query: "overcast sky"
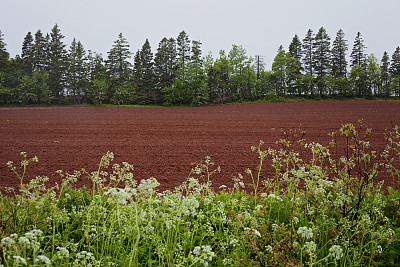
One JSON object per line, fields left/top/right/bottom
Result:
{"left": 1, "top": 0, "right": 400, "bottom": 69}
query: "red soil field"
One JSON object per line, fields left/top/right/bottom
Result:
{"left": 1, "top": 100, "right": 400, "bottom": 193}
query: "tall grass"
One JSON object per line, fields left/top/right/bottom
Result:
{"left": 1, "top": 123, "right": 399, "bottom": 266}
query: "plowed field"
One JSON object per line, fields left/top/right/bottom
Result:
{"left": 1, "top": 100, "right": 400, "bottom": 192}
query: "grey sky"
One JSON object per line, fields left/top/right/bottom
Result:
{"left": 1, "top": 0, "right": 400, "bottom": 69}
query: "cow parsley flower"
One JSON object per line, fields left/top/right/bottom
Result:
{"left": 35, "top": 255, "right": 51, "bottom": 266}
{"left": 297, "top": 226, "right": 313, "bottom": 239}
{"left": 329, "top": 245, "right": 343, "bottom": 260}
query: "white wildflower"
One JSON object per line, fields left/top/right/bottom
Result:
{"left": 191, "top": 245, "right": 215, "bottom": 266}
{"left": 18, "top": 236, "right": 30, "bottom": 248}
{"left": 1, "top": 236, "right": 16, "bottom": 247}
{"left": 35, "top": 255, "right": 51, "bottom": 266}
{"left": 12, "top": 256, "right": 27, "bottom": 265}
{"left": 297, "top": 226, "right": 313, "bottom": 239}
{"left": 304, "top": 241, "right": 317, "bottom": 254}
{"left": 56, "top": 246, "right": 70, "bottom": 259}
{"left": 329, "top": 245, "right": 343, "bottom": 260}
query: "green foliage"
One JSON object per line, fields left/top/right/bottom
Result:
{"left": 1, "top": 124, "right": 399, "bottom": 266}
{"left": 2, "top": 26, "right": 400, "bottom": 105}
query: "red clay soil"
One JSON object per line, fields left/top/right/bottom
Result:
{"left": 1, "top": 100, "right": 400, "bottom": 193}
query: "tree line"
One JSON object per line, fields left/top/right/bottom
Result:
{"left": 0, "top": 25, "right": 399, "bottom": 106}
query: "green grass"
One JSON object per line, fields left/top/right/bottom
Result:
{"left": 1, "top": 123, "right": 400, "bottom": 266}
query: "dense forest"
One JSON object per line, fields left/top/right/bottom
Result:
{"left": 0, "top": 24, "right": 399, "bottom": 106}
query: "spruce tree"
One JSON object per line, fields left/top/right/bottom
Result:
{"left": 106, "top": 33, "right": 132, "bottom": 87}
{"left": 380, "top": 51, "right": 390, "bottom": 96}
{"left": 66, "top": 38, "right": 87, "bottom": 103}
{"left": 133, "top": 39, "right": 155, "bottom": 102}
{"left": 350, "top": 32, "right": 367, "bottom": 68}
{"left": 302, "top": 29, "right": 315, "bottom": 76}
{"left": 350, "top": 32, "right": 368, "bottom": 97}
{"left": 33, "top": 30, "right": 49, "bottom": 71}
{"left": 313, "top": 27, "right": 331, "bottom": 77}
{"left": 331, "top": 29, "right": 348, "bottom": 78}
{"left": 154, "top": 37, "right": 177, "bottom": 90}
{"left": 106, "top": 33, "right": 133, "bottom": 103}
{"left": 390, "top": 47, "right": 400, "bottom": 96}
{"left": 21, "top": 32, "right": 35, "bottom": 75}
{"left": 313, "top": 27, "right": 331, "bottom": 96}
{"left": 0, "top": 29, "right": 10, "bottom": 72}
{"left": 288, "top": 34, "right": 303, "bottom": 95}
{"left": 48, "top": 24, "right": 67, "bottom": 98}
{"left": 176, "top": 30, "right": 191, "bottom": 81}
{"left": 389, "top": 47, "right": 400, "bottom": 77}
{"left": 302, "top": 29, "right": 315, "bottom": 95}
{"left": 289, "top": 34, "right": 302, "bottom": 62}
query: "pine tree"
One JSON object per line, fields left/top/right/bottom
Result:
{"left": 313, "top": 27, "right": 331, "bottom": 77}
{"left": 106, "top": 33, "right": 133, "bottom": 103}
{"left": 21, "top": 32, "right": 35, "bottom": 75}
{"left": 302, "top": 29, "right": 315, "bottom": 76}
{"left": 380, "top": 51, "right": 390, "bottom": 96}
{"left": 313, "top": 27, "right": 331, "bottom": 96}
{"left": 350, "top": 32, "right": 368, "bottom": 97}
{"left": 390, "top": 47, "right": 400, "bottom": 96}
{"left": 350, "top": 32, "right": 367, "bottom": 68}
{"left": 33, "top": 30, "right": 49, "bottom": 71}
{"left": 176, "top": 30, "right": 191, "bottom": 81}
{"left": 331, "top": 29, "right": 348, "bottom": 78}
{"left": 289, "top": 34, "right": 302, "bottom": 62}
{"left": 0, "top": 29, "right": 10, "bottom": 72}
{"left": 288, "top": 34, "right": 303, "bottom": 95}
{"left": 133, "top": 39, "right": 155, "bottom": 103}
{"left": 389, "top": 46, "right": 400, "bottom": 77}
{"left": 189, "top": 40, "right": 209, "bottom": 105}
{"left": 66, "top": 38, "right": 87, "bottom": 103}
{"left": 302, "top": 29, "right": 315, "bottom": 95}
{"left": 154, "top": 37, "right": 177, "bottom": 91}
{"left": 106, "top": 33, "right": 132, "bottom": 84}
{"left": 48, "top": 24, "right": 67, "bottom": 98}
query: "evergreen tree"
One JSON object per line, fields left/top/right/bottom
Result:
{"left": 389, "top": 46, "right": 400, "bottom": 77}
{"left": 288, "top": 34, "right": 303, "bottom": 95}
{"left": 302, "top": 29, "right": 315, "bottom": 76}
{"left": 350, "top": 32, "right": 368, "bottom": 97}
{"left": 176, "top": 30, "right": 191, "bottom": 81}
{"left": 0, "top": 29, "right": 10, "bottom": 72}
{"left": 21, "top": 32, "right": 35, "bottom": 75}
{"left": 33, "top": 30, "right": 49, "bottom": 71}
{"left": 154, "top": 37, "right": 177, "bottom": 93}
{"left": 331, "top": 29, "right": 348, "bottom": 78}
{"left": 313, "top": 27, "right": 331, "bottom": 96}
{"left": 302, "top": 29, "right": 315, "bottom": 95}
{"left": 133, "top": 39, "right": 155, "bottom": 103}
{"left": 189, "top": 40, "right": 209, "bottom": 105}
{"left": 48, "top": 24, "right": 67, "bottom": 98}
{"left": 380, "top": 51, "right": 390, "bottom": 96}
{"left": 66, "top": 38, "right": 87, "bottom": 103}
{"left": 106, "top": 33, "right": 133, "bottom": 103}
{"left": 289, "top": 34, "right": 302, "bottom": 62}
{"left": 350, "top": 32, "right": 367, "bottom": 68}
{"left": 390, "top": 47, "right": 400, "bottom": 96}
